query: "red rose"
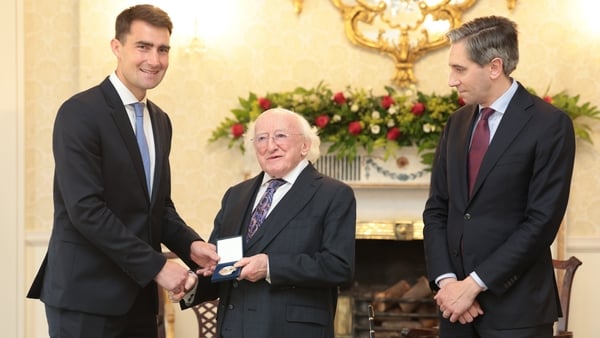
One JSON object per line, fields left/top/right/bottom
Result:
{"left": 411, "top": 102, "right": 425, "bottom": 116}
{"left": 386, "top": 127, "right": 401, "bottom": 140}
{"left": 458, "top": 96, "right": 466, "bottom": 106}
{"left": 543, "top": 96, "right": 553, "bottom": 104}
{"left": 333, "top": 92, "right": 346, "bottom": 105}
{"left": 257, "top": 97, "right": 272, "bottom": 111}
{"left": 348, "top": 121, "right": 362, "bottom": 135}
{"left": 230, "top": 123, "right": 245, "bottom": 139}
{"left": 315, "top": 115, "right": 330, "bottom": 128}
{"left": 381, "top": 95, "right": 395, "bottom": 109}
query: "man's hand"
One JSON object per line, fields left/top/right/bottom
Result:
{"left": 234, "top": 254, "right": 268, "bottom": 282}
{"left": 190, "top": 241, "right": 219, "bottom": 276}
{"left": 168, "top": 270, "right": 198, "bottom": 303}
{"left": 456, "top": 300, "right": 484, "bottom": 324}
{"left": 435, "top": 276, "right": 484, "bottom": 323}
{"left": 154, "top": 260, "right": 194, "bottom": 302}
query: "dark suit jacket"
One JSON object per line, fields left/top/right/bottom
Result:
{"left": 191, "top": 164, "right": 356, "bottom": 338}
{"left": 423, "top": 83, "right": 576, "bottom": 329}
{"left": 27, "top": 77, "right": 202, "bottom": 316}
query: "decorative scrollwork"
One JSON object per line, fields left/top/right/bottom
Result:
{"left": 293, "top": 0, "right": 304, "bottom": 14}
{"left": 331, "top": 0, "right": 477, "bottom": 87}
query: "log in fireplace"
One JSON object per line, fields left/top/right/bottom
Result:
{"left": 335, "top": 221, "right": 438, "bottom": 338}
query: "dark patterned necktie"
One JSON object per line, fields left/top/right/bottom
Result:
{"left": 132, "top": 102, "right": 151, "bottom": 194}
{"left": 246, "top": 179, "right": 286, "bottom": 241}
{"left": 468, "top": 107, "right": 494, "bottom": 196}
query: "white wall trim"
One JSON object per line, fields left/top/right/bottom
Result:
{"left": 26, "top": 231, "right": 51, "bottom": 246}
{"left": 568, "top": 236, "right": 600, "bottom": 252}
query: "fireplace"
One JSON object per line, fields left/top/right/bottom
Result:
{"left": 335, "top": 221, "right": 438, "bottom": 338}
{"left": 312, "top": 152, "right": 437, "bottom": 337}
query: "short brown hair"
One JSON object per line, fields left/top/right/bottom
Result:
{"left": 115, "top": 4, "right": 173, "bottom": 42}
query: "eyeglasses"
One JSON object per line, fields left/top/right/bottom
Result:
{"left": 252, "top": 131, "right": 303, "bottom": 147}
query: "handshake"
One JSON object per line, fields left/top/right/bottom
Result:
{"left": 156, "top": 241, "right": 220, "bottom": 303}
{"left": 166, "top": 270, "right": 199, "bottom": 303}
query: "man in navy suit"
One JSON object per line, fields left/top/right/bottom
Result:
{"left": 189, "top": 108, "right": 356, "bottom": 338}
{"left": 423, "top": 16, "right": 575, "bottom": 338}
{"left": 27, "top": 5, "right": 219, "bottom": 337}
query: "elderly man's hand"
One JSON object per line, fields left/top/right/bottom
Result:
{"left": 234, "top": 254, "right": 269, "bottom": 282}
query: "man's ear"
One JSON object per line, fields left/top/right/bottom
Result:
{"left": 110, "top": 38, "right": 121, "bottom": 57}
{"left": 300, "top": 139, "right": 311, "bottom": 158}
{"left": 489, "top": 57, "right": 504, "bottom": 79}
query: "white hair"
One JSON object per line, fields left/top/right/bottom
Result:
{"left": 244, "top": 108, "right": 321, "bottom": 162}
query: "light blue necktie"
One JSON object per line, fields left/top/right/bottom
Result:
{"left": 132, "top": 102, "right": 151, "bottom": 194}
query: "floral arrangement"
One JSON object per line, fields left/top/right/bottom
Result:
{"left": 209, "top": 82, "right": 599, "bottom": 167}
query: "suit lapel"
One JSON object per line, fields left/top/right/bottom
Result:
{"left": 457, "top": 106, "right": 479, "bottom": 203}
{"left": 101, "top": 79, "right": 150, "bottom": 200}
{"left": 215, "top": 175, "right": 263, "bottom": 242}
{"left": 147, "top": 101, "right": 161, "bottom": 204}
{"left": 245, "top": 165, "right": 321, "bottom": 253}
{"left": 470, "top": 85, "right": 534, "bottom": 198}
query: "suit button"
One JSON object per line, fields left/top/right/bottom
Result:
{"left": 464, "top": 213, "right": 471, "bottom": 220}
{"left": 232, "top": 281, "right": 238, "bottom": 288}
{"left": 227, "top": 304, "right": 234, "bottom": 310}
{"left": 452, "top": 249, "right": 459, "bottom": 257}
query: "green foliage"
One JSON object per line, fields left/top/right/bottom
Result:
{"left": 210, "top": 83, "right": 599, "bottom": 168}
{"left": 548, "top": 92, "right": 599, "bottom": 143}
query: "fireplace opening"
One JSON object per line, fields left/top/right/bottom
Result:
{"left": 337, "top": 236, "right": 438, "bottom": 338}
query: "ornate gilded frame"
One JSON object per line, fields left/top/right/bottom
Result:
{"left": 292, "top": 0, "right": 519, "bottom": 87}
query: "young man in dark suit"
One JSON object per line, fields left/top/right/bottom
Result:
{"left": 27, "top": 5, "right": 219, "bottom": 337}
{"left": 188, "top": 108, "right": 356, "bottom": 338}
{"left": 423, "top": 16, "right": 575, "bottom": 338}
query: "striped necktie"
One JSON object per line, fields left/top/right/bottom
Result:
{"left": 247, "top": 179, "right": 286, "bottom": 241}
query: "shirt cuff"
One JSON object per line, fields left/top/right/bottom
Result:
{"left": 435, "top": 273, "right": 457, "bottom": 288}
{"left": 265, "top": 255, "right": 271, "bottom": 284}
{"left": 182, "top": 271, "right": 199, "bottom": 306}
{"left": 469, "top": 271, "right": 488, "bottom": 291}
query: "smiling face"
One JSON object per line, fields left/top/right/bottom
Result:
{"left": 111, "top": 20, "right": 171, "bottom": 100}
{"left": 447, "top": 40, "right": 494, "bottom": 107}
{"left": 252, "top": 109, "right": 311, "bottom": 179}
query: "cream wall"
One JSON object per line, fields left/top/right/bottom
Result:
{"left": 1, "top": 0, "right": 24, "bottom": 337}
{"left": 24, "top": 0, "right": 600, "bottom": 237}
{"left": 18, "top": 0, "right": 600, "bottom": 337}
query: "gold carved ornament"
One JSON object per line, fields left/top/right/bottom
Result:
{"left": 330, "top": 0, "right": 477, "bottom": 87}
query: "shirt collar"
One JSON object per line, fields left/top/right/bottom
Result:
{"left": 261, "top": 159, "right": 309, "bottom": 186}
{"left": 109, "top": 72, "right": 146, "bottom": 106}
{"left": 480, "top": 78, "right": 518, "bottom": 115}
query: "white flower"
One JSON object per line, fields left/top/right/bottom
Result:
{"left": 371, "top": 110, "right": 380, "bottom": 119}
{"left": 388, "top": 105, "right": 398, "bottom": 115}
{"left": 351, "top": 104, "right": 359, "bottom": 112}
{"left": 370, "top": 124, "right": 381, "bottom": 134}
{"left": 332, "top": 114, "right": 342, "bottom": 122}
{"left": 292, "top": 94, "right": 304, "bottom": 103}
{"left": 404, "top": 84, "right": 417, "bottom": 98}
{"left": 387, "top": 119, "right": 396, "bottom": 127}
{"left": 423, "top": 123, "right": 436, "bottom": 133}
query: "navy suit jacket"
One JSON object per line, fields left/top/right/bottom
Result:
{"left": 27, "top": 77, "right": 202, "bottom": 315}
{"left": 423, "top": 83, "right": 576, "bottom": 329}
{"left": 191, "top": 164, "right": 356, "bottom": 338}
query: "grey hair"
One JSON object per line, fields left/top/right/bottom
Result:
{"left": 447, "top": 16, "right": 519, "bottom": 76}
{"left": 246, "top": 108, "right": 321, "bottom": 162}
